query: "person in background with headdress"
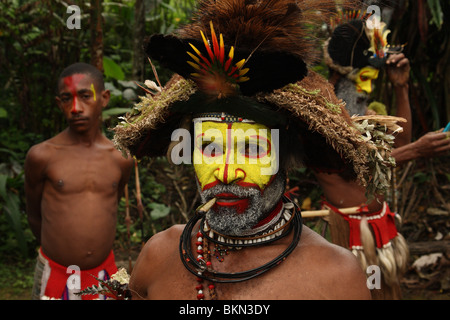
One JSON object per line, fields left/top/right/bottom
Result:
{"left": 112, "top": 0, "right": 405, "bottom": 300}
{"left": 318, "top": 9, "right": 449, "bottom": 299}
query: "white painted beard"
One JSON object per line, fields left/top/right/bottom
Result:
{"left": 335, "top": 77, "right": 368, "bottom": 116}
{"left": 198, "top": 172, "right": 286, "bottom": 236}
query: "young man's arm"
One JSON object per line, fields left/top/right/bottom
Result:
{"left": 116, "top": 153, "right": 134, "bottom": 201}
{"left": 24, "top": 144, "right": 48, "bottom": 244}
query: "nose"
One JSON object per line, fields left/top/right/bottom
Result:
{"left": 214, "top": 164, "right": 245, "bottom": 185}
{"left": 71, "top": 97, "right": 82, "bottom": 114}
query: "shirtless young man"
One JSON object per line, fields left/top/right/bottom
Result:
{"left": 109, "top": 0, "right": 397, "bottom": 300}
{"left": 25, "top": 62, "right": 133, "bottom": 299}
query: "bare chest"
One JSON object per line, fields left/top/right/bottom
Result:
{"left": 146, "top": 243, "right": 306, "bottom": 300}
{"left": 44, "top": 147, "right": 121, "bottom": 194}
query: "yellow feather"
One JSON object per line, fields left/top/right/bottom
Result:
{"left": 228, "top": 46, "right": 234, "bottom": 59}
{"left": 189, "top": 43, "right": 203, "bottom": 57}
{"left": 187, "top": 51, "right": 200, "bottom": 64}
{"left": 235, "top": 59, "right": 246, "bottom": 70}
{"left": 239, "top": 68, "right": 249, "bottom": 76}
{"left": 187, "top": 61, "right": 201, "bottom": 70}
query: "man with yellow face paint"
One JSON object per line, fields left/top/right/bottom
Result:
{"left": 112, "top": 0, "right": 406, "bottom": 302}
{"left": 325, "top": 16, "right": 412, "bottom": 145}
{"left": 192, "top": 117, "right": 284, "bottom": 237}
{"left": 354, "top": 66, "right": 379, "bottom": 94}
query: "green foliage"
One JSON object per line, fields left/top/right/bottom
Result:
{"left": 148, "top": 202, "right": 170, "bottom": 220}
{"left": 0, "top": 138, "right": 38, "bottom": 258}
{"left": 103, "top": 56, "right": 126, "bottom": 81}
{"left": 146, "top": 0, "right": 196, "bottom": 34}
{"left": 0, "top": 257, "right": 35, "bottom": 299}
{"left": 1, "top": 0, "right": 449, "bottom": 299}
{"left": 0, "top": 0, "right": 198, "bottom": 264}
{"left": 427, "top": 0, "right": 444, "bottom": 29}
{"left": 374, "top": 0, "right": 449, "bottom": 133}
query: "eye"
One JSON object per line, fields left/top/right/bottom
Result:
{"left": 243, "top": 142, "right": 258, "bottom": 157}
{"left": 201, "top": 142, "right": 223, "bottom": 157}
{"left": 59, "top": 94, "right": 72, "bottom": 103}
{"left": 241, "top": 141, "right": 267, "bottom": 158}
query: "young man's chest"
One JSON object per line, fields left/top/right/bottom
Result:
{"left": 44, "top": 146, "right": 122, "bottom": 194}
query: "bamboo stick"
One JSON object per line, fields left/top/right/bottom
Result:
{"left": 301, "top": 206, "right": 361, "bottom": 218}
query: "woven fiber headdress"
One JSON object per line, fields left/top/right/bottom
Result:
{"left": 113, "top": 0, "right": 402, "bottom": 198}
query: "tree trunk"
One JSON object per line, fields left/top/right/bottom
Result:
{"left": 90, "top": 0, "right": 104, "bottom": 72}
{"left": 132, "top": 0, "right": 146, "bottom": 81}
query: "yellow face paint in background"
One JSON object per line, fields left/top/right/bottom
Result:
{"left": 354, "top": 66, "right": 379, "bottom": 94}
{"left": 193, "top": 121, "right": 278, "bottom": 192}
{"left": 90, "top": 83, "right": 97, "bottom": 101}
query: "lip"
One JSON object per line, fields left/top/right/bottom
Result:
{"left": 213, "top": 193, "right": 249, "bottom": 214}
{"left": 70, "top": 117, "right": 88, "bottom": 124}
{"left": 214, "top": 193, "right": 243, "bottom": 203}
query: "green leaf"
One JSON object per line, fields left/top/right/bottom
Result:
{"left": 2, "top": 191, "right": 28, "bottom": 257}
{"left": 102, "top": 107, "right": 131, "bottom": 120}
{"left": 0, "top": 174, "right": 7, "bottom": 200}
{"left": 103, "top": 56, "right": 125, "bottom": 80}
{"left": 148, "top": 202, "right": 170, "bottom": 220}
{"left": 0, "top": 107, "right": 7, "bottom": 118}
{"left": 427, "top": 0, "right": 443, "bottom": 29}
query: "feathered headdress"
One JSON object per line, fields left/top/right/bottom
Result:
{"left": 113, "top": 0, "right": 401, "bottom": 198}
{"left": 324, "top": 8, "right": 403, "bottom": 74}
{"left": 146, "top": 0, "right": 337, "bottom": 97}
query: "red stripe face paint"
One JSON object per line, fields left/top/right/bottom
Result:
{"left": 63, "top": 74, "right": 86, "bottom": 113}
{"left": 193, "top": 120, "right": 278, "bottom": 192}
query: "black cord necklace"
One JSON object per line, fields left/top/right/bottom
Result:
{"left": 179, "top": 197, "right": 303, "bottom": 283}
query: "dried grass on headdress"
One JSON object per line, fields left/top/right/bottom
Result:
{"left": 114, "top": 69, "right": 400, "bottom": 199}
{"left": 113, "top": 76, "right": 197, "bottom": 158}
{"left": 256, "top": 70, "right": 374, "bottom": 188}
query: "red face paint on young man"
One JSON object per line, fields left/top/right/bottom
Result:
{"left": 57, "top": 73, "right": 107, "bottom": 132}
{"left": 63, "top": 74, "right": 86, "bottom": 113}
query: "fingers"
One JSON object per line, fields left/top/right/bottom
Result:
{"left": 386, "top": 53, "right": 409, "bottom": 68}
{"left": 422, "top": 131, "right": 448, "bottom": 142}
{"left": 424, "top": 132, "right": 450, "bottom": 148}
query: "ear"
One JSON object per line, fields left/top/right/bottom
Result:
{"left": 101, "top": 89, "right": 110, "bottom": 108}
{"left": 55, "top": 96, "right": 63, "bottom": 111}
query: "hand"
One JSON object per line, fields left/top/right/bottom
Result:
{"left": 386, "top": 53, "right": 410, "bottom": 87}
{"left": 414, "top": 130, "right": 450, "bottom": 158}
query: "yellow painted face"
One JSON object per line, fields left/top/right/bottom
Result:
{"left": 193, "top": 120, "right": 278, "bottom": 192}
{"left": 354, "top": 66, "right": 379, "bottom": 94}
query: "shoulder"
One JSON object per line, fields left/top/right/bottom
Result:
{"left": 293, "top": 226, "right": 371, "bottom": 299}
{"left": 141, "top": 225, "right": 184, "bottom": 255}
{"left": 101, "top": 136, "right": 134, "bottom": 167}
{"left": 129, "top": 225, "right": 185, "bottom": 298}
{"left": 25, "top": 141, "right": 54, "bottom": 169}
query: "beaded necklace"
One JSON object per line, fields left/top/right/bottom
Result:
{"left": 179, "top": 196, "right": 303, "bottom": 300}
